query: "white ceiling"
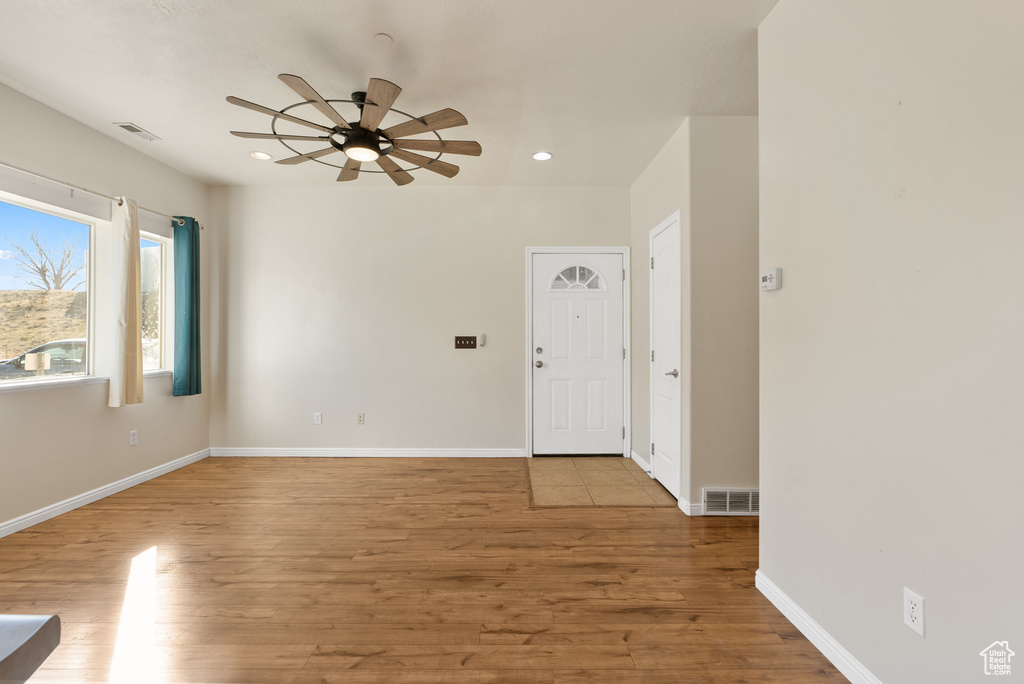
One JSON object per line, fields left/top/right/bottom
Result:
{"left": 0, "top": 0, "right": 776, "bottom": 188}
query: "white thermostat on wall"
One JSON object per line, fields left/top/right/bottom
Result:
{"left": 760, "top": 268, "right": 782, "bottom": 291}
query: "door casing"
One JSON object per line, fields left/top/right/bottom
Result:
{"left": 525, "top": 246, "right": 631, "bottom": 458}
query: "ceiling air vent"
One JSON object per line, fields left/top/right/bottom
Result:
{"left": 703, "top": 487, "right": 759, "bottom": 516}
{"left": 113, "top": 122, "right": 161, "bottom": 141}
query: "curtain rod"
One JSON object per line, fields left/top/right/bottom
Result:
{"left": 0, "top": 159, "right": 202, "bottom": 229}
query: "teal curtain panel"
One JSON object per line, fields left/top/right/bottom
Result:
{"left": 172, "top": 216, "right": 201, "bottom": 396}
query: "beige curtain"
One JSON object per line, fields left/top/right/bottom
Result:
{"left": 109, "top": 197, "right": 144, "bottom": 407}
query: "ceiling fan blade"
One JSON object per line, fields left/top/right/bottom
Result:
{"left": 375, "top": 155, "right": 414, "bottom": 186}
{"left": 392, "top": 139, "right": 482, "bottom": 156}
{"left": 382, "top": 109, "right": 469, "bottom": 139}
{"left": 360, "top": 78, "right": 402, "bottom": 132}
{"left": 278, "top": 74, "right": 352, "bottom": 129}
{"left": 274, "top": 147, "right": 339, "bottom": 165}
{"left": 388, "top": 149, "right": 460, "bottom": 178}
{"left": 337, "top": 158, "right": 361, "bottom": 182}
{"left": 231, "top": 131, "right": 330, "bottom": 142}
{"left": 227, "top": 96, "right": 334, "bottom": 133}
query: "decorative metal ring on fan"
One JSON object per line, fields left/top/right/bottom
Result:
{"left": 227, "top": 75, "right": 481, "bottom": 185}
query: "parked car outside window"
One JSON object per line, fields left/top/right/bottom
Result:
{"left": 0, "top": 339, "right": 87, "bottom": 379}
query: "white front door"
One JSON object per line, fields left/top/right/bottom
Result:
{"left": 650, "top": 215, "right": 682, "bottom": 498}
{"left": 532, "top": 253, "right": 624, "bottom": 455}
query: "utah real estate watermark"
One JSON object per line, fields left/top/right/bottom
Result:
{"left": 980, "top": 641, "right": 1014, "bottom": 676}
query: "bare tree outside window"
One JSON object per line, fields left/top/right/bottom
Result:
{"left": 1, "top": 201, "right": 89, "bottom": 373}
{"left": 7, "top": 229, "right": 84, "bottom": 291}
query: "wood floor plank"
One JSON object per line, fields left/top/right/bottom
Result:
{"left": 29, "top": 669, "right": 556, "bottom": 684}
{"left": 553, "top": 670, "right": 847, "bottom": 683}
{"left": 628, "top": 643, "right": 846, "bottom": 671}
{"left": 478, "top": 622, "right": 788, "bottom": 646}
{"left": 0, "top": 457, "right": 844, "bottom": 682}
{"left": 304, "top": 644, "right": 634, "bottom": 670}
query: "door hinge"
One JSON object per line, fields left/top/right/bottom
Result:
{"left": 622, "top": 427, "right": 626, "bottom": 439}
{"left": 622, "top": 268, "right": 625, "bottom": 281}
{"left": 651, "top": 257, "right": 654, "bottom": 269}
{"left": 651, "top": 350, "right": 654, "bottom": 362}
{"left": 623, "top": 347, "right": 626, "bottom": 360}
{"left": 651, "top": 443, "right": 655, "bottom": 456}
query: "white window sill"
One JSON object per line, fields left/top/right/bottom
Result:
{"left": 0, "top": 375, "right": 108, "bottom": 395}
{"left": 0, "top": 370, "right": 173, "bottom": 395}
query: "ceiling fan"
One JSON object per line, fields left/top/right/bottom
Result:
{"left": 227, "top": 74, "right": 481, "bottom": 185}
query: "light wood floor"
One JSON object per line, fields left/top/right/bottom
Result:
{"left": 0, "top": 457, "right": 847, "bottom": 683}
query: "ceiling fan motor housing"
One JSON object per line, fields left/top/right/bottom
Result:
{"left": 339, "top": 126, "right": 383, "bottom": 161}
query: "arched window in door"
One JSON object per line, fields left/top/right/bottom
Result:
{"left": 550, "top": 265, "right": 605, "bottom": 291}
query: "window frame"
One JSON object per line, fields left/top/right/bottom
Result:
{"left": 549, "top": 264, "right": 607, "bottom": 291}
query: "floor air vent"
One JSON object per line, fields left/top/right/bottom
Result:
{"left": 702, "top": 488, "right": 759, "bottom": 516}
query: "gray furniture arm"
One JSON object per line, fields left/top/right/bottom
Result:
{"left": 0, "top": 615, "right": 60, "bottom": 684}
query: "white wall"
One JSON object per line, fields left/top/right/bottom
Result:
{"left": 759, "top": 2, "right": 1024, "bottom": 682}
{"left": 208, "top": 184, "right": 629, "bottom": 450}
{"left": 630, "top": 116, "right": 759, "bottom": 505}
{"left": 0, "top": 82, "right": 210, "bottom": 526}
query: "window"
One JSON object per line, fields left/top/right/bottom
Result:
{"left": 550, "top": 265, "right": 605, "bottom": 291}
{"left": 140, "top": 235, "right": 166, "bottom": 371}
{"left": 0, "top": 199, "right": 91, "bottom": 383}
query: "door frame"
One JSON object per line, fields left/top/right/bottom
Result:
{"left": 525, "top": 246, "right": 631, "bottom": 458}
{"left": 649, "top": 211, "right": 682, "bottom": 494}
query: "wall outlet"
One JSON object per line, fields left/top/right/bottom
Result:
{"left": 313, "top": 412, "right": 322, "bottom": 425}
{"left": 904, "top": 587, "right": 925, "bottom": 636}
{"left": 357, "top": 413, "right": 365, "bottom": 425}
{"left": 128, "top": 430, "right": 138, "bottom": 446}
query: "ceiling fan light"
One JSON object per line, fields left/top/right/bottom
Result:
{"left": 344, "top": 145, "right": 380, "bottom": 162}
{"left": 342, "top": 128, "right": 383, "bottom": 162}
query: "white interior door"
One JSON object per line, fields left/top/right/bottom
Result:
{"left": 650, "top": 216, "right": 682, "bottom": 498}
{"left": 532, "top": 253, "right": 624, "bottom": 455}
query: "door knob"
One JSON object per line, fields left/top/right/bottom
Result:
{"left": 665, "top": 369, "right": 679, "bottom": 377}
{"left": 535, "top": 360, "right": 544, "bottom": 368}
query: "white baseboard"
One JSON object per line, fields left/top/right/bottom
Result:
{"left": 756, "top": 570, "right": 882, "bottom": 684}
{"left": 0, "top": 448, "right": 210, "bottom": 539}
{"left": 630, "top": 449, "right": 653, "bottom": 476}
{"left": 631, "top": 450, "right": 700, "bottom": 514}
{"left": 209, "top": 447, "right": 527, "bottom": 458}
{"left": 678, "top": 495, "right": 701, "bottom": 516}
{"left": 632, "top": 450, "right": 700, "bottom": 515}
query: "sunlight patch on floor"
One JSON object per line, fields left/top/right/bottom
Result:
{"left": 108, "top": 546, "right": 163, "bottom": 683}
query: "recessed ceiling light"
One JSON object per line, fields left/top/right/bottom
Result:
{"left": 250, "top": 151, "right": 272, "bottom": 160}
{"left": 374, "top": 32, "right": 394, "bottom": 46}
{"left": 532, "top": 152, "right": 553, "bottom": 161}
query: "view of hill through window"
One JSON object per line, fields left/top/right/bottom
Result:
{"left": 0, "top": 199, "right": 88, "bottom": 378}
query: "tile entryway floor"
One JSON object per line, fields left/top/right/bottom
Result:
{"left": 528, "top": 456, "right": 677, "bottom": 507}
